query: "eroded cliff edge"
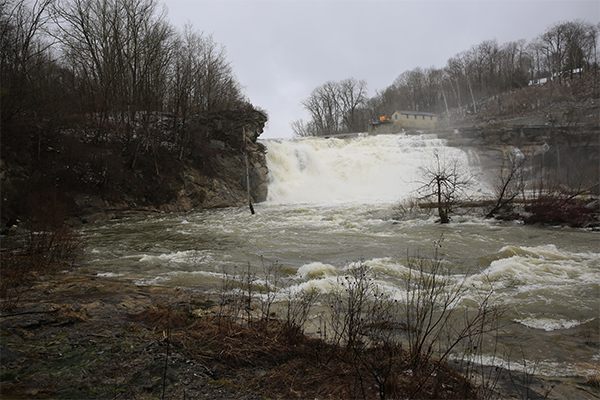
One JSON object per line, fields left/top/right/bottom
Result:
{"left": 76, "top": 110, "right": 270, "bottom": 223}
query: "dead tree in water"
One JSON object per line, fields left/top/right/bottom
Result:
{"left": 418, "top": 150, "right": 476, "bottom": 223}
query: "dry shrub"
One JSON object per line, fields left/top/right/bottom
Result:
{"left": 185, "top": 316, "right": 350, "bottom": 399}
{"left": 21, "top": 186, "right": 86, "bottom": 266}
{"left": 0, "top": 248, "right": 83, "bottom": 311}
{"left": 128, "top": 303, "right": 188, "bottom": 330}
{"left": 181, "top": 306, "right": 477, "bottom": 400}
{"left": 57, "top": 304, "right": 88, "bottom": 323}
{"left": 281, "top": 286, "right": 319, "bottom": 342}
{"left": 586, "top": 374, "right": 600, "bottom": 389}
{"left": 1, "top": 186, "right": 86, "bottom": 310}
{"left": 0, "top": 251, "right": 38, "bottom": 310}
{"left": 393, "top": 196, "right": 425, "bottom": 220}
{"left": 525, "top": 194, "right": 596, "bottom": 227}
{"left": 189, "top": 316, "right": 295, "bottom": 367}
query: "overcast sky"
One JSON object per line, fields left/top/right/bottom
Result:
{"left": 161, "top": 0, "right": 599, "bottom": 138}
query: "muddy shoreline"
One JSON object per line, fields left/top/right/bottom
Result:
{"left": 1, "top": 273, "right": 597, "bottom": 399}
{"left": 0, "top": 273, "right": 264, "bottom": 399}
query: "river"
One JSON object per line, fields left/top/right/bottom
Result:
{"left": 80, "top": 134, "right": 599, "bottom": 383}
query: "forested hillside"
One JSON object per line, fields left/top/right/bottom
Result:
{"left": 1, "top": 0, "right": 268, "bottom": 229}
{"left": 292, "top": 19, "right": 599, "bottom": 225}
{"left": 293, "top": 19, "right": 599, "bottom": 137}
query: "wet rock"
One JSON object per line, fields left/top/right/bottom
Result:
{"left": 0, "top": 347, "right": 26, "bottom": 365}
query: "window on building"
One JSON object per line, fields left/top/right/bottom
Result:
{"left": 395, "top": 115, "right": 398, "bottom": 120}
{"left": 423, "top": 116, "right": 425, "bottom": 120}
{"left": 430, "top": 116, "right": 433, "bottom": 120}
{"left": 406, "top": 115, "right": 409, "bottom": 119}
{"left": 414, "top": 115, "right": 417, "bottom": 119}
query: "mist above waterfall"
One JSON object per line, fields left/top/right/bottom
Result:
{"left": 264, "top": 134, "right": 490, "bottom": 204}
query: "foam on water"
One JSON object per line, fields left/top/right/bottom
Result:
{"left": 464, "top": 243, "right": 600, "bottom": 341}
{"left": 296, "top": 262, "right": 337, "bottom": 279}
{"left": 284, "top": 276, "right": 339, "bottom": 296}
{"left": 471, "top": 244, "right": 599, "bottom": 288}
{"left": 138, "top": 250, "right": 213, "bottom": 266}
{"left": 451, "top": 353, "right": 600, "bottom": 377}
{"left": 96, "top": 272, "right": 124, "bottom": 277}
{"left": 514, "top": 316, "right": 596, "bottom": 331}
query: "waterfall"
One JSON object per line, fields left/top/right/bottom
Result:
{"left": 262, "top": 134, "right": 487, "bottom": 204}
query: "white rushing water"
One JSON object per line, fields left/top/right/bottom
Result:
{"left": 81, "top": 134, "right": 599, "bottom": 379}
{"left": 265, "top": 134, "right": 490, "bottom": 203}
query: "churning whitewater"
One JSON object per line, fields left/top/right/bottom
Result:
{"left": 265, "top": 134, "right": 489, "bottom": 203}
{"left": 81, "top": 134, "right": 599, "bottom": 379}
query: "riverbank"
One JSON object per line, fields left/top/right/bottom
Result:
{"left": 0, "top": 273, "right": 262, "bottom": 399}
{"left": 1, "top": 272, "right": 597, "bottom": 399}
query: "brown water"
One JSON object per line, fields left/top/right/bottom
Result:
{"left": 80, "top": 135, "right": 599, "bottom": 381}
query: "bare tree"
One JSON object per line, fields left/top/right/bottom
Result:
{"left": 538, "top": 20, "right": 598, "bottom": 81}
{"left": 338, "top": 77, "right": 368, "bottom": 132}
{"left": 444, "top": 51, "right": 478, "bottom": 114}
{"left": 301, "top": 80, "right": 342, "bottom": 136}
{"left": 340, "top": 18, "right": 598, "bottom": 125}
{"left": 499, "top": 39, "right": 531, "bottom": 90}
{"left": 444, "top": 55, "right": 466, "bottom": 112}
{"left": 401, "top": 241, "right": 463, "bottom": 373}
{"left": 486, "top": 148, "right": 527, "bottom": 219}
{"left": 290, "top": 118, "right": 315, "bottom": 137}
{"left": 1, "top": 0, "right": 55, "bottom": 124}
{"left": 299, "top": 77, "right": 368, "bottom": 136}
{"left": 418, "top": 150, "right": 478, "bottom": 223}
{"left": 167, "top": 25, "right": 244, "bottom": 155}
{"left": 527, "top": 37, "right": 547, "bottom": 82}
{"left": 53, "top": 0, "right": 173, "bottom": 140}
{"left": 405, "top": 255, "right": 501, "bottom": 398}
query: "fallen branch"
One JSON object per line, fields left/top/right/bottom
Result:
{"left": 0, "top": 308, "right": 59, "bottom": 318}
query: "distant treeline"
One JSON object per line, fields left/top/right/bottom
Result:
{"left": 293, "top": 19, "right": 599, "bottom": 137}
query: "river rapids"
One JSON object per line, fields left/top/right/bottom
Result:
{"left": 81, "top": 134, "right": 599, "bottom": 380}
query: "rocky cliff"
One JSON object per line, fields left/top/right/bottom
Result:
{"left": 75, "top": 110, "right": 270, "bottom": 224}
{"left": 430, "top": 72, "right": 599, "bottom": 192}
{"left": 1, "top": 109, "right": 269, "bottom": 229}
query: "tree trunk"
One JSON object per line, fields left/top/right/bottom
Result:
{"left": 244, "top": 127, "right": 255, "bottom": 215}
{"left": 437, "top": 179, "right": 450, "bottom": 223}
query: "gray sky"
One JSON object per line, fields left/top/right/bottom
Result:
{"left": 162, "top": 0, "right": 600, "bottom": 138}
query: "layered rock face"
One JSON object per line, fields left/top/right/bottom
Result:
{"left": 433, "top": 105, "right": 599, "bottom": 191}
{"left": 1, "top": 110, "right": 270, "bottom": 228}
{"left": 76, "top": 110, "right": 270, "bottom": 223}
{"left": 166, "top": 140, "right": 268, "bottom": 211}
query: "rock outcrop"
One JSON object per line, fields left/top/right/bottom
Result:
{"left": 431, "top": 104, "right": 599, "bottom": 193}
{"left": 77, "top": 111, "right": 269, "bottom": 223}
{"left": 1, "top": 109, "right": 270, "bottom": 228}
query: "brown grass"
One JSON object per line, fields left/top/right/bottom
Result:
{"left": 161, "top": 314, "right": 478, "bottom": 400}
{"left": 128, "top": 302, "right": 188, "bottom": 330}
{"left": 1, "top": 186, "right": 86, "bottom": 311}
{"left": 136, "top": 303, "right": 472, "bottom": 399}
{"left": 0, "top": 251, "right": 72, "bottom": 311}
{"left": 585, "top": 373, "right": 600, "bottom": 389}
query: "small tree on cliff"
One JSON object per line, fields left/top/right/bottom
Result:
{"left": 418, "top": 150, "right": 476, "bottom": 223}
